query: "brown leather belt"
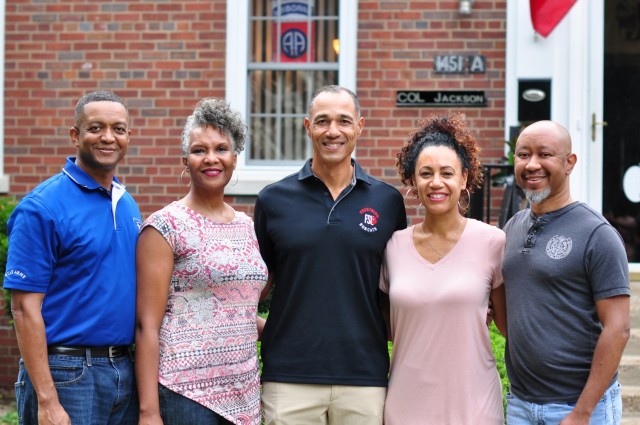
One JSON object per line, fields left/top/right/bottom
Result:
{"left": 47, "top": 345, "right": 132, "bottom": 358}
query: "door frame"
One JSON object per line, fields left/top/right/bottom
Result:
{"left": 586, "top": 0, "right": 639, "bottom": 271}
{"left": 505, "top": 0, "right": 638, "bottom": 270}
{"left": 586, "top": 0, "right": 605, "bottom": 213}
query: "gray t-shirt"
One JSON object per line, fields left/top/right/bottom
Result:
{"left": 503, "top": 202, "right": 630, "bottom": 404}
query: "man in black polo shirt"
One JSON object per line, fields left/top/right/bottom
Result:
{"left": 254, "top": 85, "right": 407, "bottom": 424}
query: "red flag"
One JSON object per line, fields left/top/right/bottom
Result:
{"left": 530, "top": 0, "right": 577, "bottom": 37}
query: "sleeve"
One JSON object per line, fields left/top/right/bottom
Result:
{"left": 141, "top": 211, "right": 176, "bottom": 252}
{"left": 3, "top": 198, "right": 58, "bottom": 293}
{"left": 586, "top": 223, "right": 630, "bottom": 301}
{"left": 253, "top": 196, "right": 273, "bottom": 270}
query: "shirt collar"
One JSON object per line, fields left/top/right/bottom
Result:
{"left": 61, "top": 157, "right": 123, "bottom": 191}
{"left": 298, "top": 159, "right": 372, "bottom": 185}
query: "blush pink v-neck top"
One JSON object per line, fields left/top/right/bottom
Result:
{"left": 380, "top": 219, "right": 505, "bottom": 425}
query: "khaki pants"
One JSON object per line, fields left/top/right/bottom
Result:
{"left": 262, "top": 382, "right": 385, "bottom": 425}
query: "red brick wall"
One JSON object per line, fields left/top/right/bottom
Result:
{"left": 4, "top": 0, "right": 233, "bottom": 216}
{"left": 356, "top": 1, "right": 507, "bottom": 222}
{"left": 3, "top": 0, "right": 239, "bottom": 393}
{"left": 1, "top": 0, "right": 507, "bottom": 391}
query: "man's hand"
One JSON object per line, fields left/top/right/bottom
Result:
{"left": 486, "top": 299, "right": 494, "bottom": 327}
{"left": 38, "top": 399, "right": 71, "bottom": 425}
{"left": 558, "top": 409, "right": 591, "bottom": 425}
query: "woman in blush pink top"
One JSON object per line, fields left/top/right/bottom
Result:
{"left": 380, "top": 113, "right": 507, "bottom": 425}
{"left": 135, "top": 99, "right": 267, "bottom": 425}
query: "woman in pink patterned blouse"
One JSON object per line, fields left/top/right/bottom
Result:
{"left": 135, "top": 98, "right": 268, "bottom": 425}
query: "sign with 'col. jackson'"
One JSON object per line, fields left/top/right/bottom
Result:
{"left": 396, "top": 91, "right": 487, "bottom": 107}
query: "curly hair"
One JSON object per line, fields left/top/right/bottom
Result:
{"left": 396, "top": 113, "right": 483, "bottom": 192}
{"left": 181, "top": 98, "right": 247, "bottom": 155}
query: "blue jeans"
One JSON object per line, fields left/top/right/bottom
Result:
{"left": 158, "top": 384, "right": 232, "bottom": 424}
{"left": 15, "top": 352, "right": 138, "bottom": 425}
{"left": 506, "top": 381, "right": 622, "bottom": 425}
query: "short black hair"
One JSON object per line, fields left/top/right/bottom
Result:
{"left": 308, "top": 85, "right": 361, "bottom": 118}
{"left": 74, "top": 91, "right": 128, "bottom": 126}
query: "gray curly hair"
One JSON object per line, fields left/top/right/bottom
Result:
{"left": 181, "top": 98, "right": 247, "bottom": 155}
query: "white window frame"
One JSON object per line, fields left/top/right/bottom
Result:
{"left": 225, "top": 0, "right": 358, "bottom": 195}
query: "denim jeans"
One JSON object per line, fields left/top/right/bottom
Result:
{"left": 506, "top": 381, "right": 622, "bottom": 425}
{"left": 15, "top": 352, "right": 138, "bottom": 425}
{"left": 158, "top": 384, "right": 232, "bottom": 425}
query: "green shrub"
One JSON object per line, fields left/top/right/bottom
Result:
{"left": 0, "top": 410, "right": 18, "bottom": 425}
{"left": 0, "top": 197, "right": 17, "bottom": 322}
{"left": 490, "top": 322, "right": 509, "bottom": 412}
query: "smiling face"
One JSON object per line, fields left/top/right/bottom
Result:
{"left": 70, "top": 101, "right": 130, "bottom": 187}
{"left": 304, "top": 90, "right": 364, "bottom": 169}
{"left": 414, "top": 145, "right": 468, "bottom": 217}
{"left": 182, "top": 125, "right": 237, "bottom": 192}
{"left": 514, "top": 121, "right": 576, "bottom": 214}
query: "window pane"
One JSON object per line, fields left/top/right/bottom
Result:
{"left": 251, "top": 0, "right": 339, "bottom": 64}
{"left": 249, "top": 69, "right": 338, "bottom": 162}
{"left": 249, "top": 0, "right": 339, "bottom": 162}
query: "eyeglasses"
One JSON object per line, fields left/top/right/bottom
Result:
{"left": 522, "top": 214, "right": 550, "bottom": 253}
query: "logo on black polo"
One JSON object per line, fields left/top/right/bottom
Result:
{"left": 359, "top": 207, "right": 379, "bottom": 233}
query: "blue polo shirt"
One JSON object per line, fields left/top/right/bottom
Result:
{"left": 254, "top": 159, "right": 407, "bottom": 386}
{"left": 4, "top": 157, "right": 141, "bottom": 346}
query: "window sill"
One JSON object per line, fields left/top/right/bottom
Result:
{"left": 224, "top": 168, "right": 297, "bottom": 196}
{"left": 0, "top": 174, "right": 10, "bottom": 193}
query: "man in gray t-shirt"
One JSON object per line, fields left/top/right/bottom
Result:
{"left": 502, "top": 120, "right": 630, "bottom": 424}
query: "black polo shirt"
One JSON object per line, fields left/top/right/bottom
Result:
{"left": 254, "top": 159, "right": 407, "bottom": 386}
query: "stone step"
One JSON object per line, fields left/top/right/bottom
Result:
{"left": 620, "top": 356, "right": 640, "bottom": 387}
{"left": 624, "top": 329, "right": 640, "bottom": 356}
{"left": 632, "top": 280, "right": 640, "bottom": 310}
{"left": 625, "top": 385, "right": 640, "bottom": 416}
{"left": 621, "top": 278, "right": 639, "bottom": 420}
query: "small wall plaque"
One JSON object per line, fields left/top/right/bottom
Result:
{"left": 434, "top": 55, "right": 486, "bottom": 74}
{"left": 396, "top": 91, "right": 487, "bottom": 107}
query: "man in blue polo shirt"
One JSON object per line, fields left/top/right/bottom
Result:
{"left": 254, "top": 85, "right": 407, "bottom": 424}
{"left": 4, "top": 91, "right": 141, "bottom": 424}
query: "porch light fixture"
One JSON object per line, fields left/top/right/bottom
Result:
{"left": 459, "top": 0, "right": 474, "bottom": 15}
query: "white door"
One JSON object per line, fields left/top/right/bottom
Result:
{"left": 589, "top": 0, "right": 640, "bottom": 265}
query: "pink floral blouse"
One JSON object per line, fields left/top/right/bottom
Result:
{"left": 143, "top": 202, "right": 268, "bottom": 425}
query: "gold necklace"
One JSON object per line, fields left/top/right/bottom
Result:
{"left": 419, "top": 218, "right": 466, "bottom": 259}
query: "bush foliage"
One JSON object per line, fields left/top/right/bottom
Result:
{"left": 0, "top": 198, "right": 17, "bottom": 321}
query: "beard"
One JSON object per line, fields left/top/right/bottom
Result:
{"left": 524, "top": 186, "right": 551, "bottom": 204}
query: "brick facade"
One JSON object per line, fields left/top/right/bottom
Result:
{"left": 1, "top": 0, "right": 506, "bottom": 390}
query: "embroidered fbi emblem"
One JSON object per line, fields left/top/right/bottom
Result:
{"left": 358, "top": 207, "right": 379, "bottom": 233}
{"left": 546, "top": 235, "right": 572, "bottom": 259}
